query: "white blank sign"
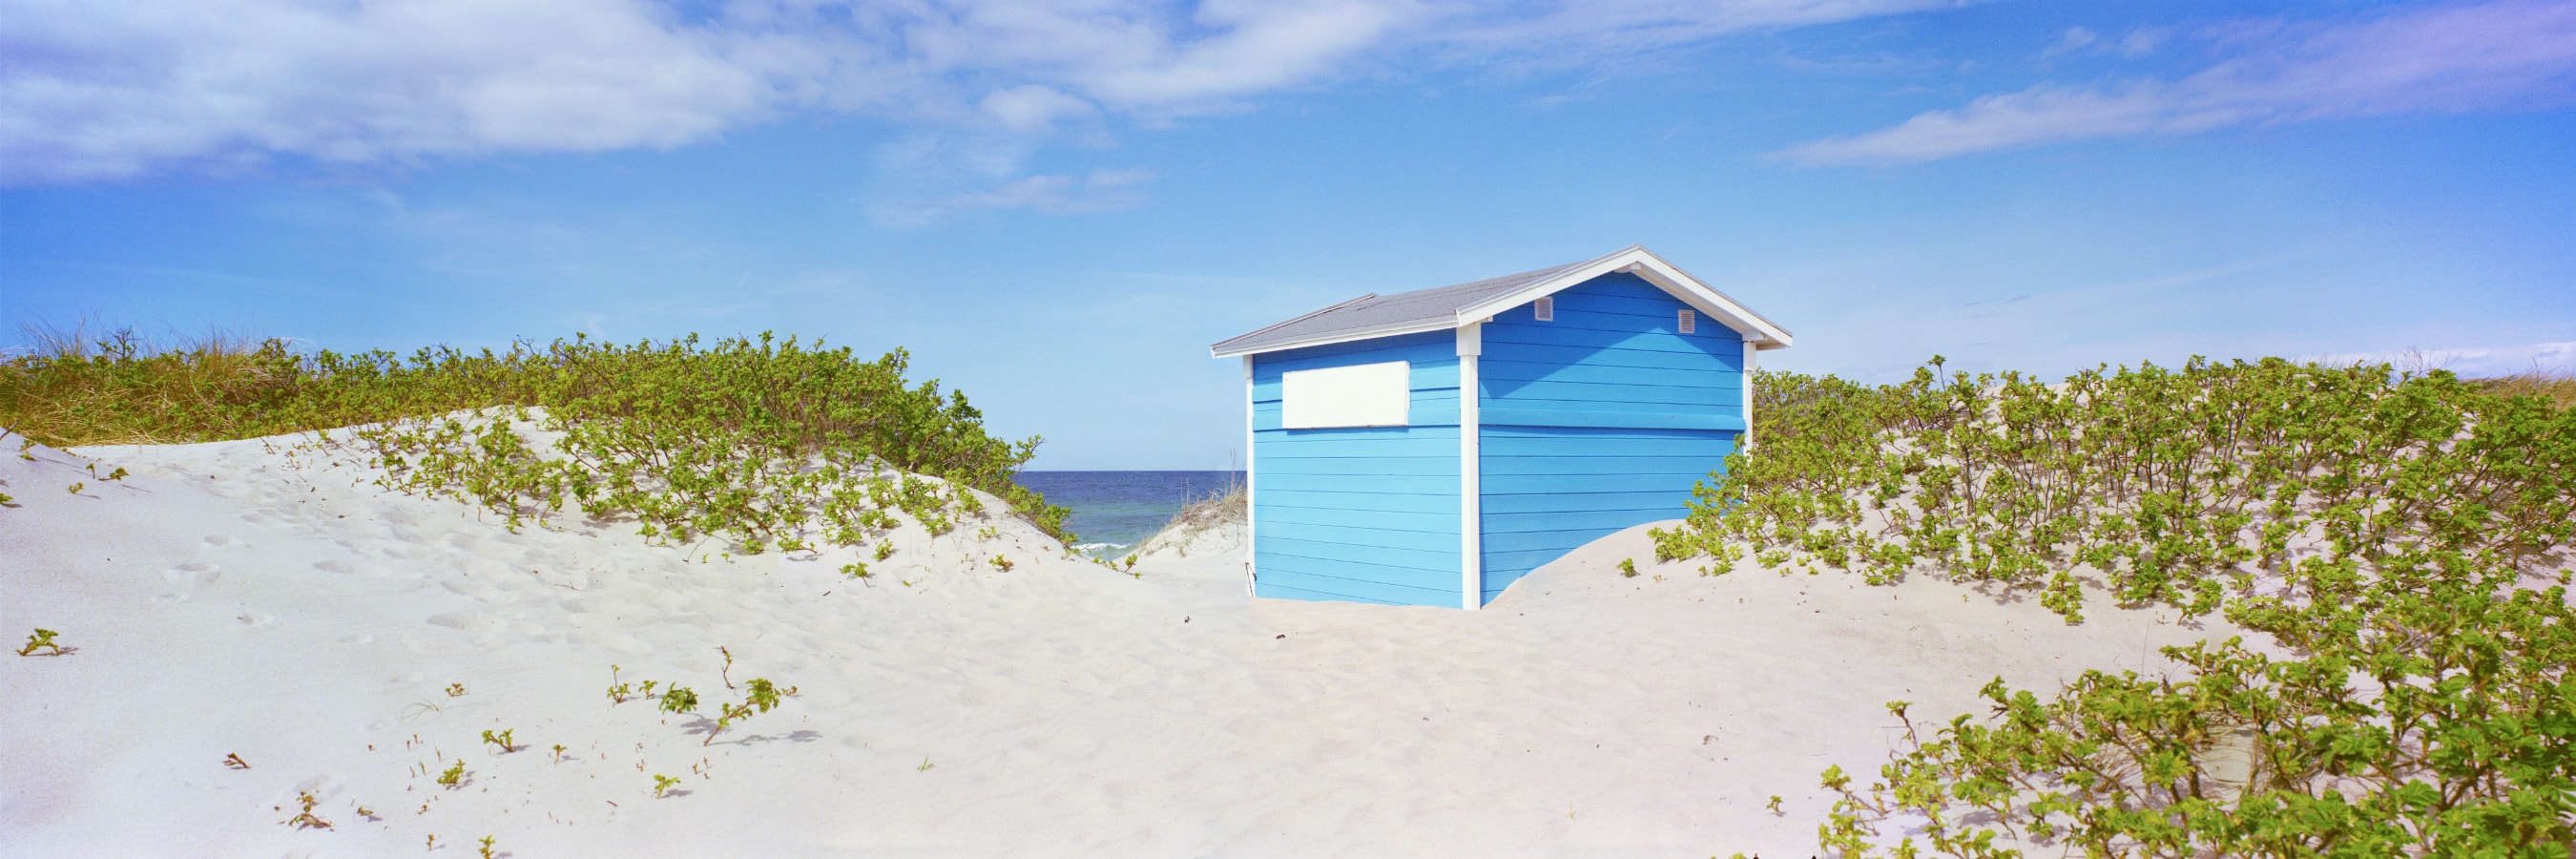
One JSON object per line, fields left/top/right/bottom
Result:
{"left": 1281, "top": 361, "right": 1410, "bottom": 429}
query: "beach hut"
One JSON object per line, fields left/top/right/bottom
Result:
{"left": 1210, "top": 245, "right": 1793, "bottom": 609}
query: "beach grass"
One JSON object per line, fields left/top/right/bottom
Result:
{"left": 1132, "top": 476, "right": 1245, "bottom": 557}
{"left": 2472, "top": 367, "right": 2576, "bottom": 409}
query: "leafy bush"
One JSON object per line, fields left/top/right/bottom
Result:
{"left": 1654, "top": 357, "right": 2575, "bottom": 622}
{"left": 1649, "top": 358, "right": 2576, "bottom": 856}
{"left": 1, "top": 326, "right": 1070, "bottom": 543}
{"left": 1820, "top": 556, "right": 2575, "bottom": 856}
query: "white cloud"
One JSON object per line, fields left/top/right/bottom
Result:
{"left": 2309, "top": 341, "right": 2576, "bottom": 378}
{"left": 978, "top": 85, "right": 1096, "bottom": 133}
{"left": 1783, "top": 0, "right": 2576, "bottom": 166}
{"left": 0, "top": 0, "right": 786, "bottom": 182}
{"left": 881, "top": 167, "right": 1159, "bottom": 224}
{"left": 2, "top": 0, "right": 1966, "bottom": 185}
{"left": 1430, "top": 0, "right": 1977, "bottom": 55}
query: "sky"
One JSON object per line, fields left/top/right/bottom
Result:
{"left": 4, "top": 0, "right": 2573, "bottom": 469}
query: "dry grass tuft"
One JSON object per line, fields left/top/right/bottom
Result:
{"left": 2471, "top": 369, "right": 2576, "bottom": 410}
{"left": 1132, "top": 478, "right": 1245, "bottom": 558}
{"left": 1, "top": 321, "right": 309, "bottom": 445}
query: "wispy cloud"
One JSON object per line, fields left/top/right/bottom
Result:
{"left": 879, "top": 168, "right": 1159, "bottom": 225}
{"left": 1783, "top": 0, "right": 2576, "bottom": 166}
{"left": 1, "top": 0, "right": 1963, "bottom": 185}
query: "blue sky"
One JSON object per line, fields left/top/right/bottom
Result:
{"left": 5, "top": 0, "right": 2573, "bottom": 469}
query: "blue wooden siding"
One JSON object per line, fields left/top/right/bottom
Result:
{"left": 1474, "top": 273, "right": 1745, "bottom": 602}
{"left": 1251, "top": 331, "right": 1462, "bottom": 607}
{"left": 1475, "top": 427, "right": 1736, "bottom": 600}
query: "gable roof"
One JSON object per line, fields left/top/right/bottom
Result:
{"left": 1210, "top": 245, "right": 1793, "bottom": 358}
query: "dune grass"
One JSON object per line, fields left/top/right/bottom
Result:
{"left": 0, "top": 322, "right": 1071, "bottom": 542}
{"left": 1132, "top": 479, "right": 1246, "bottom": 558}
{"left": 2472, "top": 368, "right": 2576, "bottom": 410}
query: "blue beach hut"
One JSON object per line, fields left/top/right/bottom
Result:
{"left": 1210, "top": 245, "right": 1794, "bottom": 609}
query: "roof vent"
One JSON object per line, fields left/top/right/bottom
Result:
{"left": 1533, "top": 296, "right": 1554, "bottom": 322}
{"left": 1678, "top": 308, "right": 1695, "bottom": 334}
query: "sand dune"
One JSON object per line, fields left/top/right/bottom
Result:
{"left": 1, "top": 430, "right": 2251, "bottom": 856}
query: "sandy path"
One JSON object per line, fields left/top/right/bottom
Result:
{"left": 1, "top": 432, "right": 2248, "bottom": 857}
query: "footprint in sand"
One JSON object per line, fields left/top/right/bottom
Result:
{"left": 165, "top": 562, "right": 220, "bottom": 588}
{"left": 401, "top": 626, "right": 480, "bottom": 658}
{"left": 155, "top": 563, "right": 219, "bottom": 603}
{"left": 236, "top": 612, "right": 275, "bottom": 627}
{"left": 313, "top": 559, "right": 354, "bottom": 575}
{"left": 200, "top": 534, "right": 244, "bottom": 549}
{"left": 953, "top": 684, "right": 1027, "bottom": 708}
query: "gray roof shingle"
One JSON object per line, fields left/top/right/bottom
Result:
{"left": 1209, "top": 250, "right": 1618, "bottom": 356}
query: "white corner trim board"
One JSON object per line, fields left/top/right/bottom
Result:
{"left": 1741, "top": 341, "right": 1757, "bottom": 450}
{"left": 1280, "top": 361, "right": 1411, "bottom": 429}
{"left": 1242, "top": 355, "right": 1257, "bottom": 597}
{"left": 1456, "top": 324, "right": 1483, "bottom": 610}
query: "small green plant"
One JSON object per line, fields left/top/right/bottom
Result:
{"left": 478, "top": 835, "right": 496, "bottom": 859}
{"left": 607, "top": 664, "right": 633, "bottom": 703}
{"left": 281, "top": 790, "right": 333, "bottom": 829}
{"left": 718, "top": 646, "right": 735, "bottom": 688}
{"left": 640, "top": 679, "right": 660, "bottom": 699}
{"left": 840, "top": 561, "right": 870, "bottom": 578}
{"left": 221, "top": 752, "right": 249, "bottom": 769}
{"left": 1617, "top": 557, "right": 1638, "bottom": 578}
{"left": 17, "top": 628, "right": 62, "bottom": 656}
{"left": 653, "top": 773, "right": 680, "bottom": 798}
{"left": 1766, "top": 795, "right": 1783, "bottom": 815}
{"left": 65, "top": 481, "right": 82, "bottom": 494}
{"left": 435, "top": 760, "right": 466, "bottom": 787}
{"left": 917, "top": 756, "right": 934, "bottom": 772}
{"left": 975, "top": 525, "right": 999, "bottom": 540}
{"left": 874, "top": 540, "right": 896, "bottom": 561}
{"left": 551, "top": 744, "right": 567, "bottom": 763}
{"left": 1121, "top": 555, "right": 1137, "bottom": 572}
{"left": 703, "top": 677, "right": 798, "bottom": 746}
{"left": 105, "top": 466, "right": 128, "bottom": 480}
{"left": 988, "top": 555, "right": 1014, "bottom": 572}
{"left": 660, "top": 684, "right": 699, "bottom": 715}
{"left": 445, "top": 682, "right": 466, "bottom": 698}
{"left": 480, "top": 728, "right": 516, "bottom": 753}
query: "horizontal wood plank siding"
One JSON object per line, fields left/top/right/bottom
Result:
{"left": 1477, "top": 426, "right": 1736, "bottom": 601}
{"left": 1472, "top": 273, "right": 1748, "bottom": 603}
{"left": 1251, "top": 330, "right": 1461, "bottom": 607}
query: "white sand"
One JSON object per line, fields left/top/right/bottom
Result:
{"left": 1, "top": 431, "right": 2254, "bottom": 857}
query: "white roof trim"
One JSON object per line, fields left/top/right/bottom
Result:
{"left": 1209, "top": 317, "right": 1456, "bottom": 359}
{"left": 1452, "top": 246, "right": 1794, "bottom": 348}
{"left": 1209, "top": 245, "right": 1794, "bottom": 359}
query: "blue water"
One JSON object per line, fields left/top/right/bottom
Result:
{"left": 1012, "top": 471, "right": 1244, "bottom": 555}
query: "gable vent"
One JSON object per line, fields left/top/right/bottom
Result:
{"left": 1533, "top": 296, "right": 1554, "bottom": 322}
{"left": 1678, "top": 308, "right": 1695, "bottom": 334}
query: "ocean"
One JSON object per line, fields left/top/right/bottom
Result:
{"left": 1011, "top": 471, "right": 1245, "bottom": 555}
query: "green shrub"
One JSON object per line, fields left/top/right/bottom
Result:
{"left": 1653, "top": 357, "right": 2575, "bottom": 622}
{"left": 0, "top": 327, "right": 1072, "bottom": 543}
{"left": 1647, "top": 357, "right": 2576, "bottom": 855}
